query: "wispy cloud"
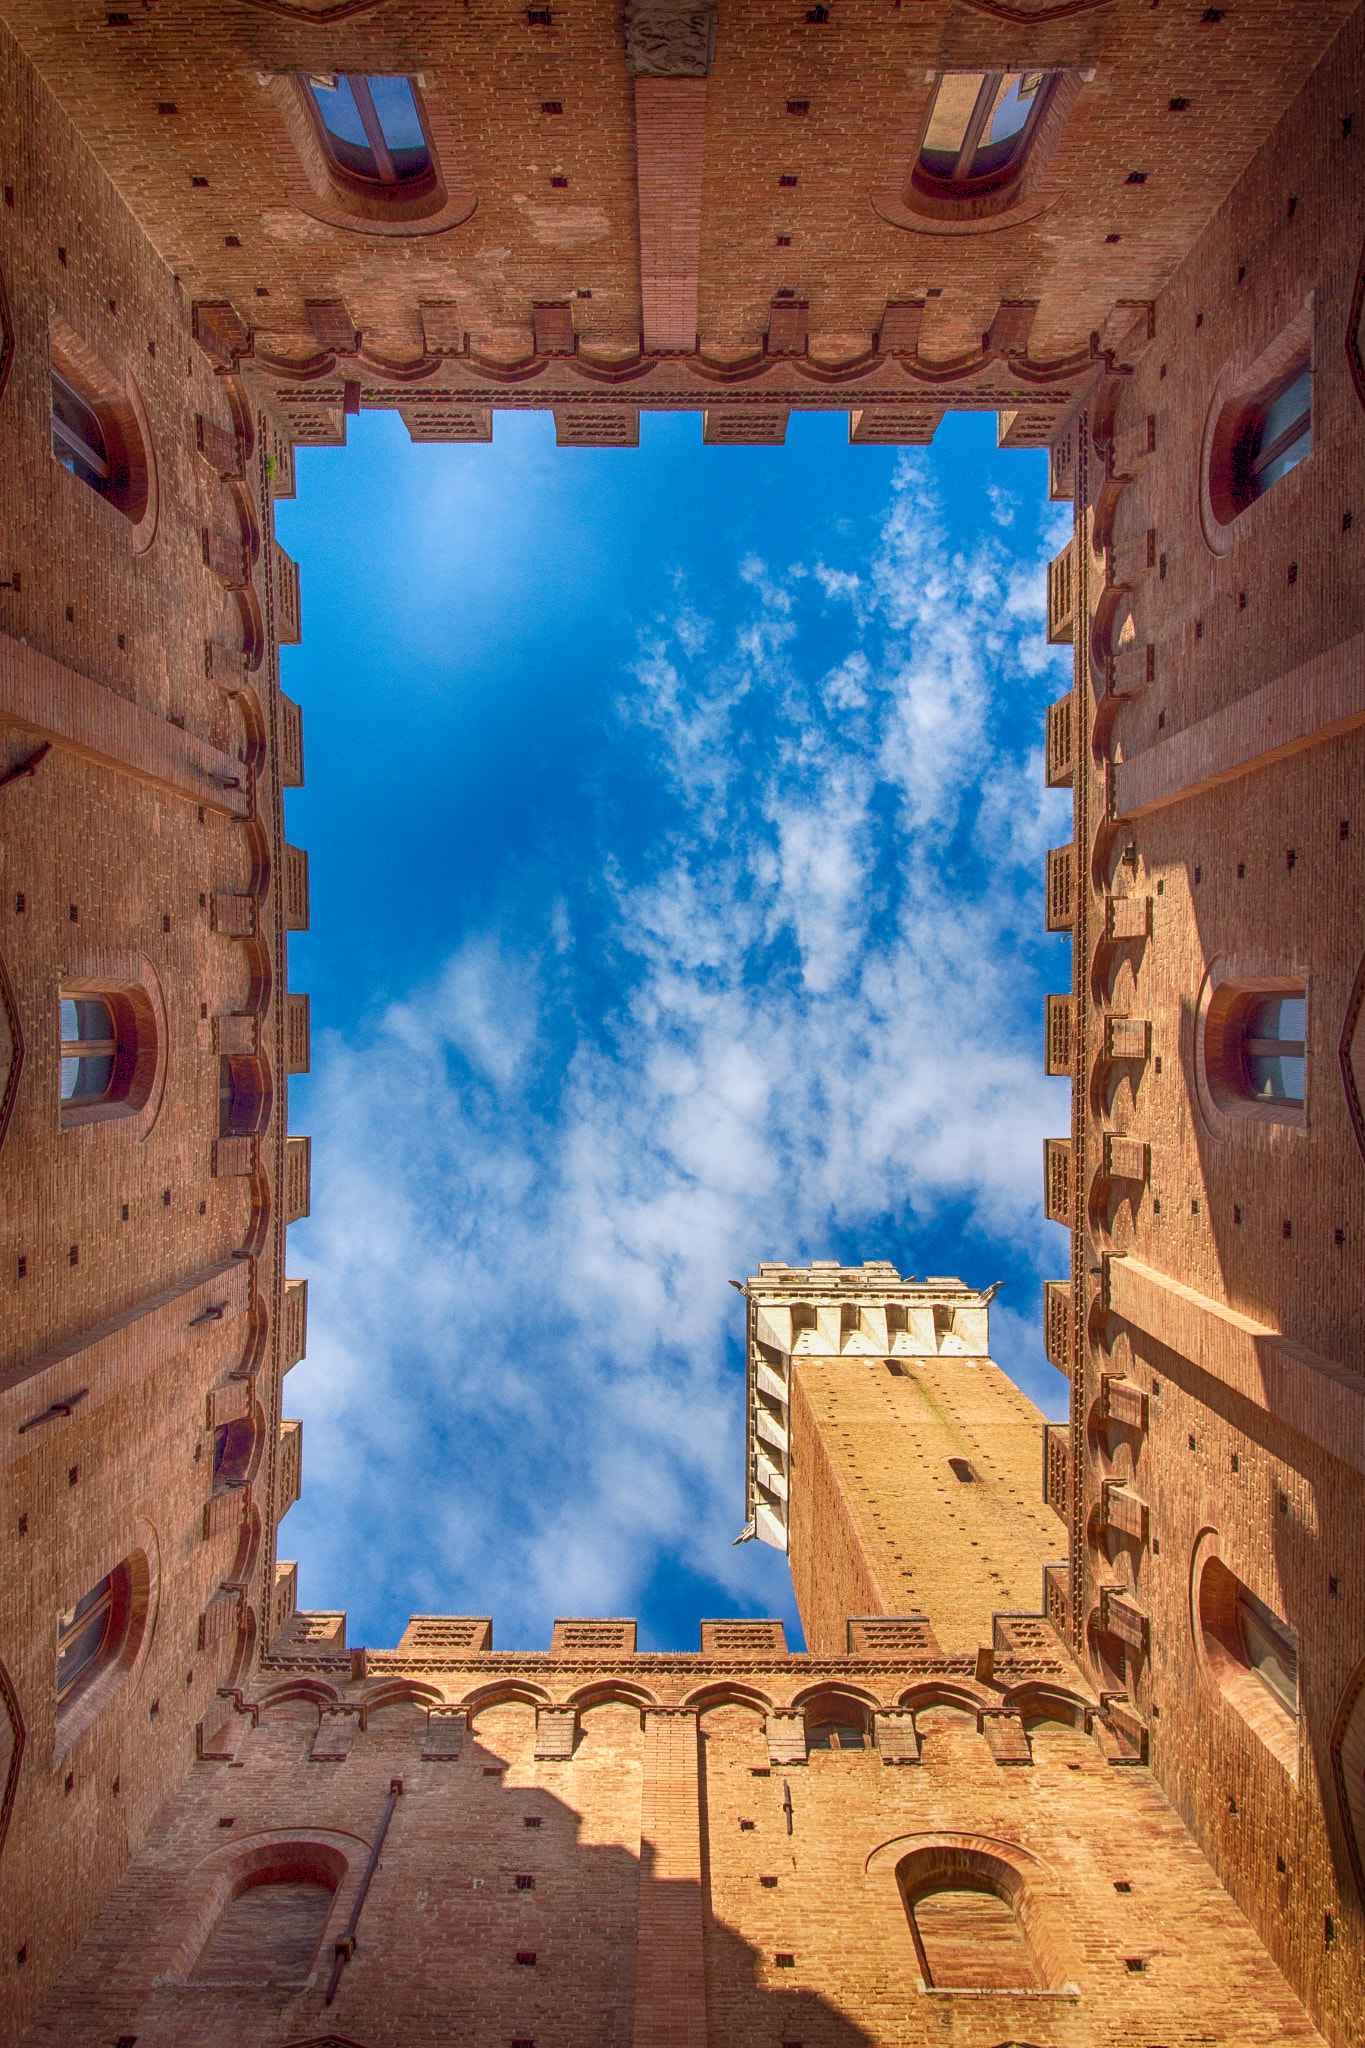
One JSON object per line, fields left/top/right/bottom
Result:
{"left": 284, "top": 455, "right": 1072, "bottom": 1651}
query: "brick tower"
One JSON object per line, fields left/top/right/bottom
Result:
{"left": 742, "top": 1261, "right": 1066, "bottom": 1658}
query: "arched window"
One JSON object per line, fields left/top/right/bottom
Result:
{"left": 1194, "top": 1540, "right": 1299, "bottom": 1773}
{"left": 805, "top": 1694, "right": 871, "bottom": 1752}
{"left": 1206, "top": 335, "right": 1313, "bottom": 536}
{"left": 895, "top": 1843, "right": 1058, "bottom": 1992}
{"left": 57, "top": 1566, "right": 132, "bottom": 1709}
{"left": 1227, "top": 358, "right": 1311, "bottom": 513}
{"left": 191, "top": 1864, "right": 338, "bottom": 1983}
{"left": 303, "top": 74, "right": 434, "bottom": 194}
{"left": 1202, "top": 980, "right": 1305, "bottom": 1123}
{"left": 51, "top": 369, "right": 112, "bottom": 495}
{"left": 60, "top": 986, "right": 156, "bottom": 1128}
{"left": 909, "top": 1883, "right": 1037, "bottom": 1990}
{"left": 916, "top": 70, "right": 1060, "bottom": 198}
{"left": 47, "top": 339, "right": 152, "bottom": 528}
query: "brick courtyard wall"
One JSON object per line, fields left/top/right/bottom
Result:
{"left": 1045, "top": 8, "right": 1365, "bottom": 2042}
{"left": 16, "top": 1635, "right": 1329, "bottom": 2048}
{"left": 0, "top": 20, "right": 303, "bottom": 2041}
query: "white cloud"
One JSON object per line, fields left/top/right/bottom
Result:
{"left": 285, "top": 458, "right": 1072, "bottom": 1651}
{"left": 987, "top": 480, "right": 1017, "bottom": 527}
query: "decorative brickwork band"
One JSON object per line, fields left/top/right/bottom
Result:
{"left": 198, "top": 1589, "right": 245, "bottom": 1651}
{"left": 283, "top": 844, "right": 310, "bottom": 931}
{"left": 633, "top": 1708, "right": 706, "bottom": 2048}
{"left": 1044, "top": 1280, "right": 1072, "bottom": 1377}
{"left": 285, "top": 1135, "right": 312, "bottom": 1223}
{"left": 634, "top": 78, "right": 707, "bottom": 353}
{"left": 1103, "top": 894, "right": 1150, "bottom": 941}
{"left": 285, "top": 993, "right": 311, "bottom": 1075}
{"left": 278, "top": 1418, "right": 302, "bottom": 1516}
{"left": 0, "top": 630, "right": 250, "bottom": 818}
{"left": 1107, "top": 1254, "right": 1365, "bottom": 1476}
{"left": 1045, "top": 843, "right": 1075, "bottom": 931}
{"left": 1047, "top": 538, "right": 1076, "bottom": 643}
{"left": 311, "top": 1708, "right": 359, "bottom": 1762}
{"left": 1046, "top": 691, "right": 1074, "bottom": 787}
{"left": 551, "top": 1618, "right": 638, "bottom": 1655}
{"left": 274, "top": 542, "right": 302, "bottom": 644}
{"left": 396, "top": 1616, "right": 493, "bottom": 1656}
{"left": 1, "top": 1259, "right": 249, "bottom": 1472}
{"left": 1043, "top": 1423, "right": 1071, "bottom": 1524}
{"left": 1115, "top": 627, "right": 1365, "bottom": 818}
{"left": 1045, "top": 993, "right": 1074, "bottom": 1076}
{"left": 280, "top": 693, "right": 305, "bottom": 786}
{"left": 1043, "top": 1137, "right": 1072, "bottom": 1224}
{"left": 283, "top": 1277, "right": 309, "bottom": 1370}
{"left": 979, "top": 1710, "right": 1033, "bottom": 1765}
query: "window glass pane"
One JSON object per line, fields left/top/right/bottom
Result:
{"left": 64, "top": 1577, "right": 114, "bottom": 1630}
{"left": 62, "top": 996, "right": 114, "bottom": 1046}
{"left": 807, "top": 1725, "right": 833, "bottom": 1749}
{"left": 367, "top": 75, "right": 425, "bottom": 152}
{"left": 70, "top": 1054, "right": 115, "bottom": 1101}
{"left": 57, "top": 1613, "right": 109, "bottom": 1694}
{"left": 60, "top": 1056, "right": 82, "bottom": 1100}
{"left": 51, "top": 374, "right": 108, "bottom": 461}
{"left": 1247, "top": 1054, "right": 1304, "bottom": 1103}
{"left": 1238, "top": 1593, "right": 1297, "bottom": 1715}
{"left": 985, "top": 73, "right": 1032, "bottom": 146}
{"left": 970, "top": 70, "right": 1046, "bottom": 177}
{"left": 1246, "top": 996, "right": 1305, "bottom": 1043}
{"left": 834, "top": 1724, "right": 865, "bottom": 1749}
{"left": 57, "top": 1576, "right": 114, "bottom": 1698}
{"left": 1256, "top": 426, "right": 1311, "bottom": 492}
{"left": 1258, "top": 369, "right": 1311, "bottom": 453}
{"left": 309, "top": 74, "right": 369, "bottom": 149}
{"left": 921, "top": 73, "right": 984, "bottom": 164}
{"left": 51, "top": 373, "right": 111, "bottom": 490}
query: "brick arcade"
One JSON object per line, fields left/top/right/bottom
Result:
{"left": 1, "top": 0, "right": 1364, "bottom": 2042}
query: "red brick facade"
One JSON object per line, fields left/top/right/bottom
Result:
{"left": 1, "top": 0, "right": 1363, "bottom": 2042}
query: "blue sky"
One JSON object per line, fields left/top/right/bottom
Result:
{"left": 277, "top": 406, "right": 1073, "bottom": 1655}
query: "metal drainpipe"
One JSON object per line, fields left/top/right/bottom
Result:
{"left": 325, "top": 1775, "right": 403, "bottom": 2005}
